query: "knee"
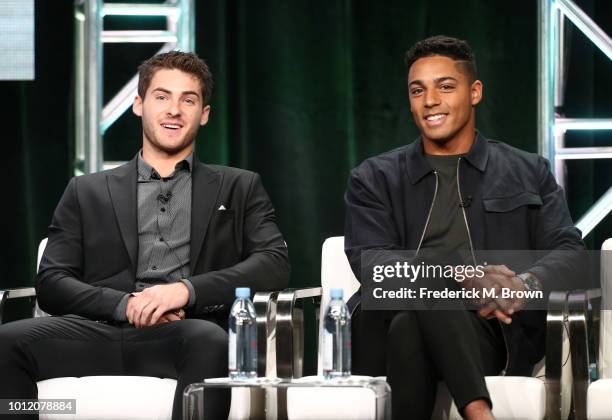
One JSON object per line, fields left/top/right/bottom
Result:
{"left": 177, "top": 319, "right": 228, "bottom": 353}
{"left": 387, "top": 311, "right": 418, "bottom": 341}
{"left": 0, "top": 324, "right": 26, "bottom": 363}
{"left": 0, "top": 328, "right": 12, "bottom": 356}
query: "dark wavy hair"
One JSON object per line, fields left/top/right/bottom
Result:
{"left": 404, "top": 35, "right": 477, "bottom": 81}
{"left": 138, "top": 51, "right": 214, "bottom": 105}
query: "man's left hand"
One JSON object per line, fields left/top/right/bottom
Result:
{"left": 127, "top": 282, "right": 190, "bottom": 328}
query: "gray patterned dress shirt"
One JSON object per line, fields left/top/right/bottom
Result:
{"left": 113, "top": 151, "right": 196, "bottom": 321}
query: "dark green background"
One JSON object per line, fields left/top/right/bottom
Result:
{"left": 3, "top": 0, "right": 611, "bottom": 370}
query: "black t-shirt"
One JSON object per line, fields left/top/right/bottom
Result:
{"left": 420, "top": 154, "right": 471, "bottom": 262}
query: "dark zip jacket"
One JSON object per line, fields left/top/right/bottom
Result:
{"left": 344, "top": 132, "right": 585, "bottom": 375}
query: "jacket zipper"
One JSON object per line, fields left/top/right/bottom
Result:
{"left": 456, "top": 158, "right": 476, "bottom": 266}
{"left": 415, "top": 170, "right": 439, "bottom": 256}
{"left": 456, "top": 157, "right": 510, "bottom": 375}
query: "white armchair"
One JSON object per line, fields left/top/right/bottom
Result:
{"left": 275, "top": 236, "right": 573, "bottom": 420}
{"left": 588, "top": 238, "right": 612, "bottom": 419}
{"left": 0, "top": 239, "right": 279, "bottom": 420}
{"left": 568, "top": 238, "right": 612, "bottom": 420}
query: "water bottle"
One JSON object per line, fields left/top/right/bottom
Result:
{"left": 321, "top": 288, "right": 351, "bottom": 379}
{"left": 228, "top": 287, "right": 257, "bottom": 379}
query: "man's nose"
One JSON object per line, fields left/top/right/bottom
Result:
{"left": 166, "top": 99, "right": 181, "bottom": 116}
{"left": 424, "top": 89, "right": 441, "bottom": 107}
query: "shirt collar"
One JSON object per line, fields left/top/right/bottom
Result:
{"left": 405, "top": 131, "right": 489, "bottom": 184}
{"left": 137, "top": 150, "right": 193, "bottom": 181}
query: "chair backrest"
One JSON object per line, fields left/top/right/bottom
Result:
{"left": 37, "top": 238, "right": 48, "bottom": 271}
{"left": 320, "top": 236, "right": 361, "bottom": 308}
{"left": 34, "top": 238, "right": 50, "bottom": 318}
{"left": 317, "top": 236, "right": 361, "bottom": 374}
{"left": 599, "top": 238, "right": 612, "bottom": 379}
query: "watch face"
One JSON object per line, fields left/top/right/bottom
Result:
{"left": 524, "top": 276, "right": 541, "bottom": 292}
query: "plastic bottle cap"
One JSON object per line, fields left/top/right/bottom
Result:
{"left": 329, "top": 288, "right": 344, "bottom": 299}
{"left": 235, "top": 287, "right": 251, "bottom": 298}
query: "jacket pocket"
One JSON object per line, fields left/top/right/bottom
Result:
{"left": 216, "top": 209, "right": 235, "bottom": 219}
{"left": 483, "top": 192, "right": 542, "bottom": 213}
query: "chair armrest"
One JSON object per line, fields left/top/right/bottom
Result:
{"left": 565, "top": 288, "right": 600, "bottom": 420}
{"left": 0, "top": 287, "right": 37, "bottom": 324}
{"left": 275, "top": 287, "right": 322, "bottom": 378}
{"left": 253, "top": 291, "right": 279, "bottom": 377}
{"left": 545, "top": 290, "right": 571, "bottom": 420}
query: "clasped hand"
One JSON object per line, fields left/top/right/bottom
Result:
{"left": 126, "top": 282, "right": 190, "bottom": 328}
{"left": 462, "top": 264, "right": 527, "bottom": 324}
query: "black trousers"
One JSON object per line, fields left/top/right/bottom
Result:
{"left": 352, "top": 309, "right": 507, "bottom": 420}
{"left": 0, "top": 315, "right": 230, "bottom": 420}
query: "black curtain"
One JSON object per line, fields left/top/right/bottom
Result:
{"left": 3, "top": 0, "right": 611, "bottom": 368}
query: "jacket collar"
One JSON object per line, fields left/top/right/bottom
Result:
{"left": 107, "top": 156, "right": 139, "bottom": 268}
{"left": 189, "top": 155, "right": 222, "bottom": 272}
{"left": 405, "top": 131, "right": 489, "bottom": 184}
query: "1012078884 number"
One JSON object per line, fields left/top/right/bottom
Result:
{"left": 0, "top": 399, "right": 76, "bottom": 415}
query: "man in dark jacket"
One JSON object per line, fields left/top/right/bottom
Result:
{"left": 345, "top": 36, "right": 584, "bottom": 420}
{"left": 0, "top": 51, "right": 290, "bottom": 420}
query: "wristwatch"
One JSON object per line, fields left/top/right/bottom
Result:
{"left": 517, "top": 272, "right": 542, "bottom": 292}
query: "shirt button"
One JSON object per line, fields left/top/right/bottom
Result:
{"left": 160, "top": 207, "right": 166, "bottom": 212}
{"left": 152, "top": 266, "right": 158, "bottom": 270}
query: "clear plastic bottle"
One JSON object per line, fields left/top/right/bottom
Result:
{"left": 320, "top": 288, "right": 351, "bottom": 379}
{"left": 228, "top": 287, "right": 257, "bottom": 379}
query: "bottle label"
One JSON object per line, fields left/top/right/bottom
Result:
{"left": 322, "top": 333, "right": 333, "bottom": 371}
{"left": 228, "top": 333, "right": 236, "bottom": 370}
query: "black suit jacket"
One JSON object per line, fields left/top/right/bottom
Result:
{"left": 36, "top": 156, "right": 290, "bottom": 321}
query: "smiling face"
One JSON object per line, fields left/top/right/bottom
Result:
{"left": 132, "top": 68, "right": 210, "bottom": 159}
{"left": 408, "top": 55, "right": 482, "bottom": 153}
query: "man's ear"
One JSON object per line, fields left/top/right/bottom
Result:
{"left": 471, "top": 80, "right": 483, "bottom": 106}
{"left": 200, "top": 105, "right": 211, "bottom": 126}
{"left": 132, "top": 95, "right": 143, "bottom": 117}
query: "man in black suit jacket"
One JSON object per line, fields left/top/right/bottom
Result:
{"left": 0, "top": 51, "right": 290, "bottom": 420}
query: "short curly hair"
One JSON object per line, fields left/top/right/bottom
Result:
{"left": 404, "top": 35, "right": 477, "bottom": 81}
{"left": 138, "top": 51, "right": 214, "bottom": 105}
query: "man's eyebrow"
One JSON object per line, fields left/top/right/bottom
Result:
{"left": 408, "top": 76, "right": 458, "bottom": 86}
{"left": 151, "top": 87, "right": 171, "bottom": 94}
{"left": 434, "top": 76, "right": 458, "bottom": 83}
{"left": 150, "top": 87, "right": 201, "bottom": 99}
{"left": 181, "top": 90, "right": 201, "bottom": 98}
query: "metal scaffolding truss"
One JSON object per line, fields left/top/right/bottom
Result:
{"left": 74, "top": 0, "right": 195, "bottom": 175}
{"left": 539, "top": 0, "right": 612, "bottom": 238}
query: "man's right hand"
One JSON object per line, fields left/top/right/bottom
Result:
{"left": 477, "top": 302, "right": 513, "bottom": 324}
{"left": 154, "top": 308, "right": 186, "bottom": 325}
{"left": 463, "top": 264, "right": 521, "bottom": 324}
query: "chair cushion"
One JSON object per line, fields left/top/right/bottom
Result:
{"left": 38, "top": 376, "right": 254, "bottom": 420}
{"left": 287, "top": 375, "right": 545, "bottom": 420}
{"left": 433, "top": 376, "right": 545, "bottom": 420}
{"left": 286, "top": 376, "right": 381, "bottom": 420}
{"left": 38, "top": 376, "right": 176, "bottom": 420}
{"left": 587, "top": 379, "right": 612, "bottom": 419}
